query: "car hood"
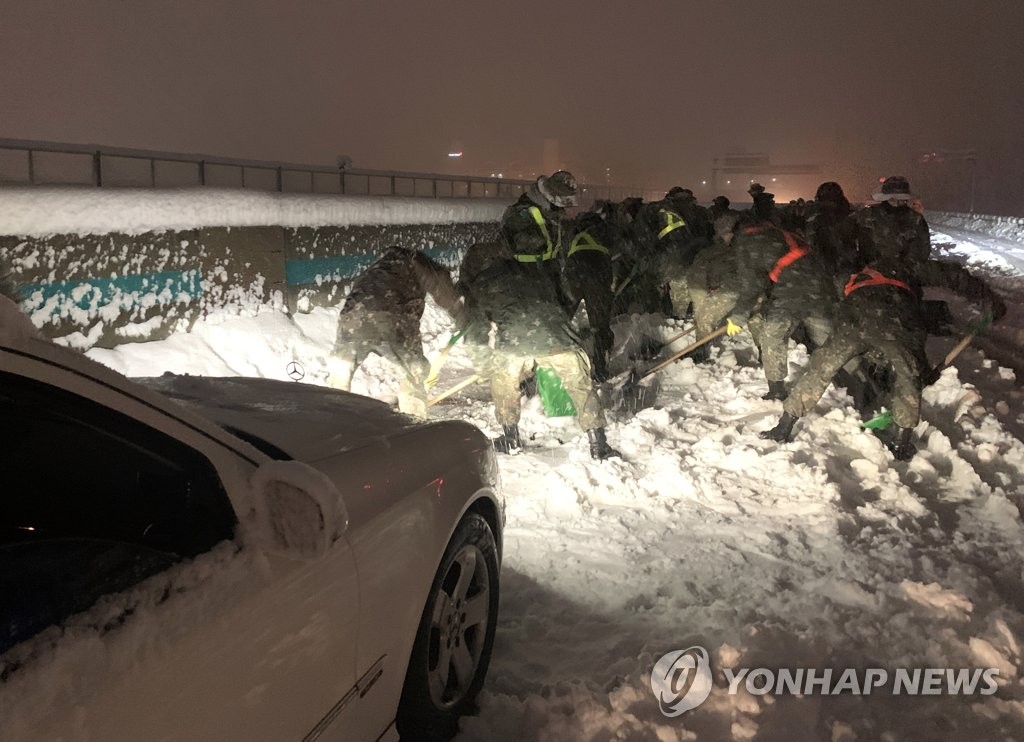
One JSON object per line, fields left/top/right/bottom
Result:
{"left": 135, "top": 375, "right": 424, "bottom": 462}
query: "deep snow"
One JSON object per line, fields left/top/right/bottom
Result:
{"left": 3, "top": 188, "right": 1024, "bottom": 739}
{"left": 82, "top": 245, "right": 1024, "bottom": 740}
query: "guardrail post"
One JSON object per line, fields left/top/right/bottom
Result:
{"left": 150, "top": 158, "right": 156, "bottom": 187}
{"left": 340, "top": 170, "right": 346, "bottom": 194}
{"left": 199, "top": 160, "right": 206, "bottom": 186}
{"left": 276, "top": 166, "right": 283, "bottom": 192}
{"left": 390, "top": 174, "right": 396, "bottom": 196}
{"left": 93, "top": 151, "right": 103, "bottom": 186}
{"left": 27, "top": 150, "right": 34, "bottom": 184}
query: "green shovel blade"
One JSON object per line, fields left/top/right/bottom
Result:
{"left": 862, "top": 409, "right": 894, "bottom": 430}
{"left": 536, "top": 366, "right": 578, "bottom": 417}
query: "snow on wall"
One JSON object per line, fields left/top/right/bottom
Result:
{"left": 928, "top": 211, "right": 1024, "bottom": 245}
{"left": 0, "top": 188, "right": 504, "bottom": 349}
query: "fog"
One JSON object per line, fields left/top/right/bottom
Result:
{"left": 2, "top": 0, "right": 1022, "bottom": 213}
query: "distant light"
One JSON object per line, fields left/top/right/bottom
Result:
{"left": 771, "top": 177, "right": 777, "bottom": 182}
{"left": 726, "top": 180, "right": 731, "bottom": 184}
{"left": 448, "top": 151, "right": 463, "bottom": 158}
{"left": 498, "top": 173, "right": 503, "bottom": 178}
{"left": 701, "top": 180, "right": 706, "bottom": 185}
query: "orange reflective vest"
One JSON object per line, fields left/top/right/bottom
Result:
{"left": 843, "top": 268, "right": 913, "bottom": 297}
{"left": 741, "top": 225, "right": 809, "bottom": 283}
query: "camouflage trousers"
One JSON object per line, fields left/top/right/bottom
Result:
{"left": 472, "top": 346, "right": 605, "bottom": 431}
{"left": 749, "top": 304, "right": 834, "bottom": 383}
{"left": 329, "top": 310, "right": 429, "bottom": 418}
{"left": 783, "top": 323, "right": 926, "bottom": 429}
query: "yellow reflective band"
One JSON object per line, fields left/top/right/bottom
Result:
{"left": 514, "top": 206, "right": 559, "bottom": 262}
{"left": 568, "top": 231, "right": 610, "bottom": 257}
{"left": 657, "top": 208, "right": 687, "bottom": 239}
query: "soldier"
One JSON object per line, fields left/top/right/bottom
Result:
{"left": 760, "top": 258, "right": 1005, "bottom": 460}
{"left": 327, "top": 246, "right": 463, "bottom": 419}
{"left": 805, "top": 181, "right": 857, "bottom": 286}
{"left": 721, "top": 221, "right": 836, "bottom": 398}
{"left": 685, "top": 212, "right": 741, "bottom": 363}
{"left": 854, "top": 175, "right": 931, "bottom": 275}
{"left": 458, "top": 240, "right": 620, "bottom": 459}
{"left": 564, "top": 202, "right": 616, "bottom": 381}
{"left": 637, "top": 187, "right": 713, "bottom": 319}
{"left": 738, "top": 182, "right": 781, "bottom": 228}
{"left": 500, "top": 169, "right": 578, "bottom": 312}
{"left": 708, "top": 195, "right": 740, "bottom": 227}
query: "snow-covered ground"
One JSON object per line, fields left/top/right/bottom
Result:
{"left": 78, "top": 225, "right": 1024, "bottom": 740}
{"left": 4, "top": 185, "right": 1023, "bottom": 739}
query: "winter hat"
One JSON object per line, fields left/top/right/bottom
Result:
{"left": 537, "top": 170, "right": 578, "bottom": 208}
{"left": 872, "top": 175, "right": 915, "bottom": 201}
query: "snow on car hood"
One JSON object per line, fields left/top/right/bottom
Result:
{"left": 135, "top": 375, "right": 423, "bottom": 461}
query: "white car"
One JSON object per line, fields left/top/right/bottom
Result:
{"left": 0, "top": 297, "right": 503, "bottom": 742}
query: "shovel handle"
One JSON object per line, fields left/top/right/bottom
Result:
{"left": 428, "top": 374, "right": 482, "bottom": 406}
{"left": 942, "top": 333, "right": 975, "bottom": 368}
{"left": 640, "top": 327, "right": 727, "bottom": 380}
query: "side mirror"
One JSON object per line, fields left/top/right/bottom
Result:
{"left": 249, "top": 461, "right": 349, "bottom": 559}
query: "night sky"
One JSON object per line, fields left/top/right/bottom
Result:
{"left": 3, "top": 0, "right": 1023, "bottom": 212}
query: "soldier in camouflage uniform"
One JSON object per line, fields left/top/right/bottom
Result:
{"left": 854, "top": 176, "right": 931, "bottom": 274}
{"left": 636, "top": 187, "right": 713, "bottom": 319}
{"left": 804, "top": 181, "right": 857, "bottom": 287}
{"left": 500, "top": 169, "right": 578, "bottom": 313}
{"left": 328, "top": 246, "right": 463, "bottom": 419}
{"left": 685, "top": 212, "right": 741, "bottom": 363}
{"left": 564, "top": 202, "right": 616, "bottom": 381}
{"left": 761, "top": 257, "right": 1005, "bottom": 460}
{"left": 751, "top": 232, "right": 837, "bottom": 400}
{"left": 458, "top": 240, "right": 620, "bottom": 459}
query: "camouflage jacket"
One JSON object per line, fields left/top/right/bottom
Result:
{"left": 458, "top": 242, "right": 578, "bottom": 355}
{"left": 854, "top": 202, "right": 931, "bottom": 278}
{"left": 500, "top": 190, "right": 566, "bottom": 263}
{"left": 341, "top": 247, "right": 462, "bottom": 330}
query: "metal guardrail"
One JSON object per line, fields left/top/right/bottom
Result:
{"left": 0, "top": 137, "right": 660, "bottom": 205}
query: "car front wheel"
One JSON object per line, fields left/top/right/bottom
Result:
{"left": 396, "top": 512, "right": 499, "bottom": 741}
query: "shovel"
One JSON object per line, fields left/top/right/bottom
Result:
{"left": 425, "top": 330, "right": 465, "bottom": 389}
{"left": 428, "top": 373, "right": 482, "bottom": 406}
{"left": 604, "top": 326, "right": 727, "bottom": 410}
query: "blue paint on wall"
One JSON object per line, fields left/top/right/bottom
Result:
{"left": 285, "top": 245, "right": 466, "bottom": 286}
{"left": 19, "top": 270, "right": 203, "bottom": 311}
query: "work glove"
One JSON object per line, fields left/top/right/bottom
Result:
{"left": 726, "top": 318, "right": 743, "bottom": 336}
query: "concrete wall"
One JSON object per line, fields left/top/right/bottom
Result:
{"left": 2, "top": 220, "right": 500, "bottom": 348}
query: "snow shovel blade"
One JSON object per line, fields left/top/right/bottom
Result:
{"left": 425, "top": 330, "right": 465, "bottom": 389}
{"left": 536, "top": 366, "right": 577, "bottom": 417}
{"left": 862, "top": 409, "right": 894, "bottom": 431}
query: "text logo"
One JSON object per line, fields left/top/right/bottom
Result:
{"left": 651, "top": 646, "right": 713, "bottom": 716}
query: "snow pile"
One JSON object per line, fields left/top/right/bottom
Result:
{"left": 3, "top": 220, "right": 1023, "bottom": 739}
{"left": 929, "top": 212, "right": 1024, "bottom": 246}
{"left": 0, "top": 187, "right": 506, "bottom": 237}
{"left": 77, "top": 284, "right": 1024, "bottom": 739}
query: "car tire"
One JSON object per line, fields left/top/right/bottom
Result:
{"left": 396, "top": 512, "right": 499, "bottom": 741}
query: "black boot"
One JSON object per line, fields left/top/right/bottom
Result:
{"left": 759, "top": 412, "right": 799, "bottom": 442}
{"left": 887, "top": 426, "right": 916, "bottom": 461}
{"left": 761, "top": 380, "right": 788, "bottom": 401}
{"left": 587, "top": 428, "right": 622, "bottom": 460}
{"left": 492, "top": 424, "right": 523, "bottom": 454}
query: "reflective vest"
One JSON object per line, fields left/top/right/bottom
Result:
{"left": 741, "top": 225, "right": 810, "bottom": 283}
{"left": 657, "top": 208, "right": 688, "bottom": 239}
{"left": 514, "top": 206, "right": 560, "bottom": 263}
{"left": 567, "top": 231, "right": 610, "bottom": 258}
{"left": 844, "top": 268, "right": 913, "bottom": 297}
{"left": 768, "top": 231, "right": 810, "bottom": 283}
